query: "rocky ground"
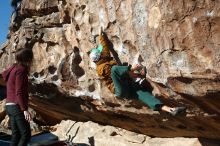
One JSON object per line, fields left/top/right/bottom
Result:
{"left": 1, "top": 119, "right": 220, "bottom": 146}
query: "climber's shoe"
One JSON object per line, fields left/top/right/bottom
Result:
{"left": 169, "top": 107, "right": 186, "bottom": 116}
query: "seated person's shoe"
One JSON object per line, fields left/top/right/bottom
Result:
{"left": 170, "top": 107, "right": 186, "bottom": 116}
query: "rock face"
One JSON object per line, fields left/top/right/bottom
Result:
{"left": 0, "top": 0, "right": 220, "bottom": 139}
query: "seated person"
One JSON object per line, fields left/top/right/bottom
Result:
{"left": 0, "top": 74, "right": 6, "bottom": 100}
{"left": 89, "top": 29, "right": 186, "bottom": 116}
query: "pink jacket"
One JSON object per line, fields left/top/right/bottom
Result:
{"left": 2, "top": 64, "right": 29, "bottom": 111}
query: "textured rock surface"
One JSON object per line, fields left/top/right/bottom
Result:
{"left": 0, "top": 0, "right": 220, "bottom": 139}
{"left": 53, "top": 120, "right": 203, "bottom": 146}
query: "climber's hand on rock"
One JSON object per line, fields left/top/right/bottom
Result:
{"left": 131, "top": 64, "right": 142, "bottom": 72}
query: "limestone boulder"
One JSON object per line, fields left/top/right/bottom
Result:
{"left": 0, "top": 0, "right": 220, "bottom": 139}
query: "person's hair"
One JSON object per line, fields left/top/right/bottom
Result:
{"left": 15, "top": 48, "right": 33, "bottom": 67}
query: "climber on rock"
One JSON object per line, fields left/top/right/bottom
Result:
{"left": 11, "top": 0, "right": 21, "bottom": 10}
{"left": 10, "top": 0, "right": 22, "bottom": 31}
{"left": 89, "top": 28, "right": 186, "bottom": 116}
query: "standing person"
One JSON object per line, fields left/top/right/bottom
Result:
{"left": 2, "top": 48, "right": 33, "bottom": 146}
{"left": 89, "top": 29, "right": 186, "bottom": 116}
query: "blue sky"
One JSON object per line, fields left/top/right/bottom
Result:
{"left": 0, "top": 0, "right": 13, "bottom": 46}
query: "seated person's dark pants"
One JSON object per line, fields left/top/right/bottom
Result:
{"left": 111, "top": 65, "right": 162, "bottom": 110}
{"left": 0, "top": 86, "right": 6, "bottom": 100}
{"left": 5, "top": 105, "right": 31, "bottom": 146}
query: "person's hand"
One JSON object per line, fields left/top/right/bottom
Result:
{"left": 139, "top": 67, "right": 146, "bottom": 76}
{"left": 131, "top": 64, "right": 142, "bottom": 71}
{"left": 24, "top": 110, "right": 32, "bottom": 122}
{"left": 99, "top": 27, "right": 103, "bottom": 35}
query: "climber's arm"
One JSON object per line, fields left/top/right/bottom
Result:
{"left": 99, "top": 29, "right": 111, "bottom": 57}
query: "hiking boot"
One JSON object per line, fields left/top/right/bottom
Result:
{"left": 170, "top": 107, "right": 186, "bottom": 116}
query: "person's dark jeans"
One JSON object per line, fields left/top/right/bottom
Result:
{"left": 5, "top": 105, "right": 31, "bottom": 146}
